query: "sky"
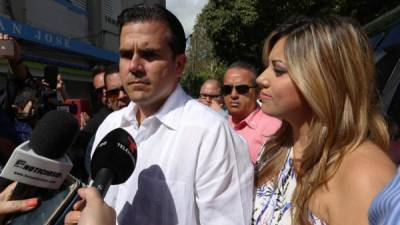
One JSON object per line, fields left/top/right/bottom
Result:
{"left": 166, "top": 0, "right": 208, "bottom": 37}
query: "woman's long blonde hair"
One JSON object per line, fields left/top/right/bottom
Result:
{"left": 256, "top": 15, "right": 390, "bottom": 225}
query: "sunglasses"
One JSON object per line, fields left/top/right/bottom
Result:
{"left": 106, "top": 87, "right": 127, "bottom": 99}
{"left": 222, "top": 84, "right": 256, "bottom": 96}
{"left": 200, "top": 93, "right": 221, "bottom": 100}
{"left": 94, "top": 87, "right": 105, "bottom": 97}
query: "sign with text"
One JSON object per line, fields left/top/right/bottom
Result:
{"left": 0, "top": 15, "right": 118, "bottom": 62}
{"left": 0, "top": 142, "right": 73, "bottom": 189}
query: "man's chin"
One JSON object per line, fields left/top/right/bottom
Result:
{"left": 128, "top": 92, "right": 148, "bottom": 102}
{"left": 227, "top": 107, "right": 241, "bottom": 113}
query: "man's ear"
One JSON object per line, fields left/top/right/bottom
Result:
{"left": 175, "top": 54, "right": 187, "bottom": 78}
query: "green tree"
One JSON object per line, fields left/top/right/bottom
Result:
{"left": 201, "top": 0, "right": 400, "bottom": 69}
{"left": 182, "top": 0, "right": 400, "bottom": 97}
{"left": 181, "top": 8, "right": 227, "bottom": 97}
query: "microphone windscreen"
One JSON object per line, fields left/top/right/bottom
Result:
{"left": 91, "top": 128, "right": 137, "bottom": 185}
{"left": 30, "top": 110, "right": 79, "bottom": 159}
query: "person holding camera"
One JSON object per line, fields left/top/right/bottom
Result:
{"left": 0, "top": 32, "right": 34, "bottom": 167}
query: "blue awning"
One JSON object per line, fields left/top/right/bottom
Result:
{"left": 0, "top": 16, "right": 118, "bottom": 62}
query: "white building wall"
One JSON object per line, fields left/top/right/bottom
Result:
{"left": 25, "top": 0, "right": 88, "bottom": 42}
{"left": 0, "top": 1, "right": 8, "bottom": 17}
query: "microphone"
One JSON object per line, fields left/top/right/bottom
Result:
{"left": 50, "top": 128, "right": 137, "bottom": 225}
{"left": 90, "top": 128, "right": 137, "bottom": 197}
{"left": 0, "top": 110, "right": 80, "bottom": 225}
{"left": 0, "top": 110, "right": 79, "bottom": 200}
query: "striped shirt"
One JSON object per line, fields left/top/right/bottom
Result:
{"left": 368, "top": 169, "right": 400, "bottom": 225}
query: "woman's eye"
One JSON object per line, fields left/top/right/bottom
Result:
{"left": 274, "top": 68, "right": 286, "bottom": 76}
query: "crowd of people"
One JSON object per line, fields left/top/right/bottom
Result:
{"left": 0, "top": 3, "right": 399, "bottom": 225}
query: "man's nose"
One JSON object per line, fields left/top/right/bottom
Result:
{"left": 206, "top": 96, "right": 213, "bottom": 102}
{"left": 118, "top": 90, "right": 127, "bottom": 99}
{"left": 129, "top": 55, "right": 145, "bottom": 78}
{"left": 230, "top": 87, "right": 239, "bottom": 98}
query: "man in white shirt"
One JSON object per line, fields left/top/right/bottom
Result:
{"left": 65, "top": 4, "right": 253, "bottom": 225}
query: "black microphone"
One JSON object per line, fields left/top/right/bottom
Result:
{"left": 90, "top": 128, "right": 137, "bottom": 197}
{"left": 30, "top": 110, "right": 79, "bottom": 159}
{"left": 4, "top": 110, "right": 79, "bottom": 200}
{"left": 0, "top": 110, "right": 80, "bottom": 225}
{"left": 51, "top": 128, "right": 138, "bottom": 225}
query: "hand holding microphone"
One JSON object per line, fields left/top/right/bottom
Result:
{"left": 64, "top": 128, "right": 137, "bottom": 225}
{"left": 65, "top": 187, "right": 115, "bottom": 225}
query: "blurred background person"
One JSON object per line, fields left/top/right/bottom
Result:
{"left": 223, "top": 61, "right": 281, "bottom": 163}
{"left": 0, "top": 33, "right": 35, "bottom": 167}
{"left": 11, "top": 87, "right": 39, "bottom": 143}
{"left": 90, "top": 64, "right": 107, "bottom": 115}
{"left": 198, "top": 79, "right": 227, "bottom": 117}
{"left": 79, "top": 64, "right": 110, "bottom": 132}
{"left": 68, "top": 64, "right": 113, "bottom": 182}
{"left": 81, "top": 64, "right": 128, "bottom": 182}
{"left": 104, "top": 64, "right": 130, "bottom": 111}
{"left": 55, "top": 74, "right": 70, "bottom": 104}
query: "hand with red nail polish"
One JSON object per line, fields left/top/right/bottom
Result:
{"left": 0, "top": 182, "right": 39, "bottom": 224}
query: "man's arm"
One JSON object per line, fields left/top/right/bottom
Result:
{"left": 195, "top": 120, "right": 254, "bottom": 225}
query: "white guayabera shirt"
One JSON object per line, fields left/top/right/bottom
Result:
{"left": 91, "top": 85, "right": 254, "bottom": 225}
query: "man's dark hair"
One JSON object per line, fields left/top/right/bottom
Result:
{"left": 228, "top": 61, "right": 257, "bottom": 76}
{"left": 227, "top": 61, "right": 258, "bottom": 85}
{"left": 104, "top": 64, "right": 119, "bottom": 88}
{"left": 118, "top": 4, "right": 186, "bottom": 57}
{"left": 91, "top": 64, "right": 106, "bottom": 78}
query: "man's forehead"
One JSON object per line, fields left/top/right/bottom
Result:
{"left": 93, "top": 73, "right": 105, "bottom": 87}
{"left": 224, "top": 74, "right": 253, "bottom": 84}
{"left": 106, "top": 73, "right": 121, "bottom": 82}
{"left": 120, "top": 21, "right": 171, "bottom": 41}
{"left": 201, "top": 84, "right": 220, "bottom": 93}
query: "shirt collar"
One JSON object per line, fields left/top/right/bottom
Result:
{"left": 121, "top": 84, "right": 191, "bottom": 130}
{"left": 229, "top": 105, "right": 261, "bottom": 130}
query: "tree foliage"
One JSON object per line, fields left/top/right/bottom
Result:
{"left": 181, "top": 0, "right": 400, "bottom": 97}
{"left": 181, "top": 6, "right": 227, "bottom": 97}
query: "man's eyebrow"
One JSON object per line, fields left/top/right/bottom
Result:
{"left": 119, "top": 49, "right": 132, "bottom": 57}
{"left": 119, "top": 48, "right": 131, "bottom": 53}
{"left": 139, "top": 47, "right": 161, "bottom": 53}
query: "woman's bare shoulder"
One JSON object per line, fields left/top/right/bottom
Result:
{"left": 338, "top": 141, "right": 396, "bottom": 188}
{"left": 324, "top": 141, "right": 396, "bottom": 225}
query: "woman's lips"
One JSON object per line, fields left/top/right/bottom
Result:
{"left": 259, "top": 91, "right": 272, "bottom": 100}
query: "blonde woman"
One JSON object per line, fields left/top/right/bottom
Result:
{"left": 253, "top": 15, "right": 396, "bottom": 225}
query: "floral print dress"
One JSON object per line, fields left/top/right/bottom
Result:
{"left": 253, "top": 147, "right": 327, "bottom": 225}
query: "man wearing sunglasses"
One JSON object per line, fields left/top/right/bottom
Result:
{"left": 104, "top": 64, "right": 130, "bottom": 111}
{"left": 223, "top": 61, "right": 281, "bottom": 163}
{"left": 91, "top": 64, "right": 107, "bottom": 112}
{"left": 75, "top": 65, "right": 113, "bottom": 181}
{"left": 79, "top": 64, "right": 111, "bottom": 133}
{"left": 198, "top": 79, "right": 228, "bottom": 117}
